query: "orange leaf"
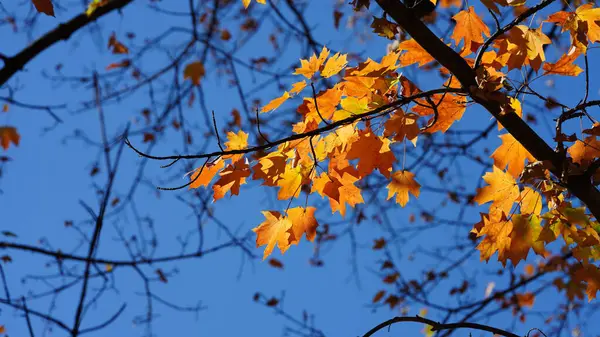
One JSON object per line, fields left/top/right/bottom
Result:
{"left": 212, "top": 160, "right": 251, "bottom": 200}
{"left": 183, "top": 61, "right": 205, "bottom": 86}
{"left": 473, "top": 166, "right": 519, "bottom": 216}
{"left": 108, "top": 33, "right": 129, "bottom": 54}
{"left": 568, "top": 136, "right": 600, "bottom": 165}
{"left": 189, "top": 159, "right": 225, "bottom": 189}
{"left": 252, "top": 211, "right": 293, "bottom": 260}
{"left": 451, "top": 7, "right": 490, "bottom": 55}
{"left": 412, "top": 93, "right": 466, "bottom": 133}
{"left": 0, "top": 127, "right": 20, "bottom": 150}
{"left": 106, "top": 59, "right": 131, "bottom": 70}
{"left": 261, "top": 91, "right": 291, "bottom": 113}
{"left": 290, "top": 80, "right": 307, "bottom": 95}
{"left": 346, "top": 129, "right": 395, "bottom": 178}
{"left": 543, "top": 51, "right": 583, "bottom": 76}
{"left": 386, "top": 170, "right": 421, "bottom": 207}
{"left": 473, "top": 212, "right": 513, "bottom": 263}
{"left": 32, "top": 0, "right": 54, "bottom": 16}
{"left": 490, "top": 133, "right": 536, "bottom": 178}
{"left": 287, "top": 206, "right": 319, "bottom": 245}
{"left": 268, "top": 258, "right": 284, "bottom": 268}
{"left": 397, "top": 39, "right": 435, "bottom": 67}
{"left": 383, "top": 110, "right": 419, "bottom": 145}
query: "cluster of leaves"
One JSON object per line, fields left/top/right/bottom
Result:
{"left": 174, "top": 0, "right": 600, "bottom": 302}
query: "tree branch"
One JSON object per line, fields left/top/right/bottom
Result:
{"left": 375, "top": 0, "right": 600, "bottom": 220}
{"left": 0, "top": 0, "right": 134, "bottom": 87}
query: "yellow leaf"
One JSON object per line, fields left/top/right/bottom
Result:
{"left": 86, "top": 0, "right": 109, "bottom": 16}
{"left": 321, "top": 52, "right": 348, "bottom": 78}
{"left": 473, "top": 166, "right": 519, "bottom": 216}
{"left": 490, "top": 133, "right": 536, "bottom": 178}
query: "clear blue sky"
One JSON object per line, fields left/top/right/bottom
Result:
{"left": 1, "top": 0, "right": 599, "bottom": 336}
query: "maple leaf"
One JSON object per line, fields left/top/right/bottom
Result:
{"left": 397, "top": 39, "right": 435, "bottom": 67}
{"left": 503, "top": 214, "right": 545, "bottom": 266}
{"left": 574, "top": 264, "right": 600, "bottom": 301}
{"left": 32, "top": 0, "right": 54, "bottom": 16}
{"left": 212, "top": 159, "right": 251, "bottom": 200}
{"left": 383, "top": 110, "right": 419, "bottom": 145}
{"left": 568, "top": 136, "right": 600, "bottom": 165}
{"left": 518, "top": 187, "right": 542, "bottom": 215}
{"left": 495, "top": 25, "right": 550, "bottom": 71}
{"left": 252, "top": 151, "right": 288, "bottom": 186}
{"left": 189, "top": 159, "right": 225, "bottom": 189}
{"left": 277, "top": 163, "right": 308, "bottom": 200}
{"left": 412, "top": 93, "right": 467, "bottom": 133}
{"left": 321, "top": 52, "right": 348, "bottom": 78}
{"left": 252, "top": 211, "right": 293, "bottom": 260}
{"left": 0, "top": 127, "right": 20, "bottom": 150}
{"left": 346, "top": 129, "right": 395, "bottom": 178}
{"left": 490, "top": 133, "right": 536, "bottom": 178}
{"left": 297, "top": 87, "right": 342, "bottom": 123}
{"left": 386, "top": 170, "right": 421, "bottom": 207}
{"left": 262, "top": 91, "right": 291, "bottom": 113}
{"left": 547, "top": 4, "right": 600, "bottom": 53}
{"left": 108, "top": 33, "right": 129, "bottom": 54}
{"left": 543, "top": 51, "right": 583, "bottom": 76}
{"left": 294, "top": 47, "right": 330, "bottom": 79}
{"left": 183, "top": 61, "right": 205, "bottom": 86}
{"left": 224, "top": 130, "right": 248, "bottom": 163}
{"left": 371, "top": 16, "right": 399, "bottom": 39}
{"left": 286, "top": 206, "right": 319, "bottom": 245}
{"left": 290, "top": 80, "right": 307, "bottom": 95}
{"left": 313, "top": 172, "right": 364, "bottom": 216}
{"left": 242, "top": 0, "right": 266, "bottom": 9}
{"left": 473, "top": 166, "right": 519, "bottom": 216}
{"left": 473, "top": 212, "right": 513, "bottom": 263}
{"left": 451, "top": 7, "right": 490, "bottom": 55}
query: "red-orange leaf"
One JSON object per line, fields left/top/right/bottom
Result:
{"left": 212, "top": 160, "right": 251, "bottom": 200}
{"left": 32, "top": 0, "right": 54, "bottom": 16}
{"left": 0, "top": 127, "right": 20, "bottom": 150}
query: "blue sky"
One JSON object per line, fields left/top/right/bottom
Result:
{"left": 1, "top": 0, "right": 599, "bottom": 336}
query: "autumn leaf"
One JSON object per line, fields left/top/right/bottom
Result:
{"left": 490, "top": 133, "right": 536, "bottom": 178}
{"left": 290, "top": 80, "right": 307, "bottom": 95}
{"left": 224, "top": 130, "right": 248, "bottom": 163}
{"left": 346, "top": 129, "right": 395, "bottom": 178}
{"left": 495, "top": 25, "right": 550, "bottom": 71}
{"left": 568, "top": 136, "right": 600, "bottom": 165}
{"left": 386, "top": 170, "right": 421, "bottom": 207}
{"left": 183, "top": 61, "right": 205, "bottom": 86}
{"left": 371, "top": 16, "right": 399, "bottom": 39}
{"left": 212, "top": 159, "right": 251, "bottom": 200}
{"left": 268, "top": 258, "right": 283, "bottom": 268}
{"left": 242, "top": 0, "right": 266, "bottom": 9}
{"left": 518, "top": 187, "right": 542, "bottom": 215}
{"left": 108, "top": 33, "right": 129, "bottom": 54}
{"left": 473, "top": 166, "right": 519, "bottom": 216}
{"left": 397, "top": 39, "right": 435, "bottom": 67}
{"left": 502, "top": 214, "right": 544, "bottom": 265}
{"left": 0, "top": 127, "right": 20, "bottom": 150}
{"left": 262, "top": 91, "right": 291, "bottom": 113}
{"left": 321, "top": 52, "right": 348, "bottom": 78}
{"left": 547, "top": 4, "right": 600, "bottom": 53}
{"left": 383, "top": 110, "right": 419, "bottom": 145}
{"left": 286, "top": 206, "right": 319, "bottom": 245}
{"left": 32, "top": 0, "right": 54, "bottom": 16}
{"left": 412, "top": 93, "right": 467, "bottom": 133}
{"left": 543, "top": 51, "right": 583, "bottom": 76}
{"left": 294, "top": 47, "right": 330, "bottom": 79}
{"left": 451, "top": 7, "right": 490, "bottom": 55}
{"left": 472, "top": 212, "right": 513, "bottom": 263}
{"left": 189, "top": 159, "right": 225, "bottom": 189}
{"left": 252, "top": 211, "right": 293, "bottom": 260}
